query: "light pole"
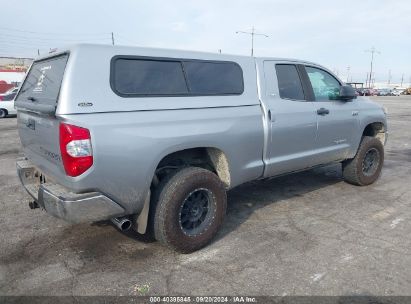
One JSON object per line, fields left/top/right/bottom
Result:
{"left": 365, "top": 47, "right": 380, "bottom": 88}
{"left": 346, "top": 66, "right": 350, "bottom": 83}
{"left": 236, "top": 26, "right": 268, "bottom": 56}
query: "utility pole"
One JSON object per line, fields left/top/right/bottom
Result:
{"left": 365, "top": 47, "right": 380, "bottom": 88}
{"left": 111, "top": 32, "right": 115, "bottom": 45}
{"left": 37, "top": 49, "right": 40, "bottom": 56}
{"left": 388, "top": 69, "right": 391, "bottom": 86}
{"left": 236, "top": 26, "right": 268, "bottom": 56}
{"left": 346, "top": 66, "right": 350, "bottom": 83}
{"left": 401, "top": 73, "right": 404, "bottom": 87}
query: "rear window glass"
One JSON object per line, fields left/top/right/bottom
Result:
{"left": 16, "top": 54, "right": 69, "bottom": 105}
{"left": 275, "top": 64, "right": 305, "bottom": 100}
{"left": 111, "top": 57, "right": 244, "bottom": 97}
{"left": 3, "top": 93, "right": 16, "bottom": 101}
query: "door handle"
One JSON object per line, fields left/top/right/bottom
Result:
{"left": 268, "top": 109, "right": 275, "bottom": 122}
{"left": 317, "top": 108, "right": 330, "bottom": 116}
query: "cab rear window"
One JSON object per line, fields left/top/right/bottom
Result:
{"left": 16, "top": 54, "right": 69, "bottom": 106}
{"left": 275, "top": 64, "right": 305, "bottom": 101}
{"left": 111, "top": 57, "right": 244, "bottom": 97}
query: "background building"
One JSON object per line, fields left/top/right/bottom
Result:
{"left": 0, "top": 57, "right": 32, "bottom": 93}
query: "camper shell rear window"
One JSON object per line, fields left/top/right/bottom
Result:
{"left": 110, "top": 56, "right": 244, "bottom": 97}
{"left": 16, "top": 54, "right": 69, "bottom": 109}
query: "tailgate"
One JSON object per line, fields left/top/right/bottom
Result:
{"left": 17, "top": 111, "right": 63, "bottom": 177}
{"left": 15, "top": 53, "right": 69, "bottom": 179}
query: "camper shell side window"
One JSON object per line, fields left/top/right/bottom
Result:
{"left": 110, "top": 56, "right": 244, "bottom": 97}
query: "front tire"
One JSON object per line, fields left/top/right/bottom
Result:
{"left": 0, "top": 109, "right": 7, "bottom": 118}
{"left": 152, "top": 167, "right": 227, "bottom": 253}
{"left": 343, "top": 136, "right": 384, "bottom": 186}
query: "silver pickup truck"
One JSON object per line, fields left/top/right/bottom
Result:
{"left": 15, "top": 44, "right": 387, "bottom": 253}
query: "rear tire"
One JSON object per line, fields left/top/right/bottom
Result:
{"left": 151, "top": 167, "right": 227, "bottom": 253}
{"left": 0, "top": 109, "right": 7, "bottom": 118}
{"left": 342, "top": 136, "right": 384, "bottom": 186}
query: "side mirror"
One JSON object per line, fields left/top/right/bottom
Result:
{"left": 339, "top": 85, "right": 357, "bottom": 101}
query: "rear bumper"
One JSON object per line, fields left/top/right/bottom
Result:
{"left": 16, "top": 159, "right": 125, "bottom": 223}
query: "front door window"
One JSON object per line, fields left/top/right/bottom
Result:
{"left": 306, "top": 67, "right": 340, "bottom": 101}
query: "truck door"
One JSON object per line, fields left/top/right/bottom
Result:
{"left": 261, "top": 61, "right": 318, "bottom": 177}
{"left": 303, "top": 66, "right": 359, "bottom": 163}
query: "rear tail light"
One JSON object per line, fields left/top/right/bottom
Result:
{"left": 0, "top": 96, "right": 3, "bottom": 101}
{"left": 59, "top": 123, "right": 93, "bottom": 177}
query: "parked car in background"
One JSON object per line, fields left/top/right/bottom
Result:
{"left": 391, "top": 89, "right": 404, "bottom": 96}
{"left": 350, "top": 88, "right": 382, "bottom": 96}
{"left": 0, "top": 92, "right": 17, "bottom": 118}
{"left": 377, "top": 89, "right": 392, "bottom": 96}
{"left": 0, "top": 87, "right": 19, "bottom": 97}
{"left": 355, "top": 88, "right": 365, "bottom": 96}
{"left": 361, "top": 89, "right": 373, "bottom": 96}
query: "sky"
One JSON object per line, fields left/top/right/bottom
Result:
{"left": 1, "top": 0, "right": 410, "bottom": 84}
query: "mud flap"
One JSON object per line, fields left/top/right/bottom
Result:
{"left": 136, "top": 190, "right": 151, "bottom": 234}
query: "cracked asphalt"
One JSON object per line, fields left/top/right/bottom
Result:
{"left": 0, "top": 96, "right": 410, "bottom": 296}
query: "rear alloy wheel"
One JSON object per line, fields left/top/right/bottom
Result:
{"left": 179, "top": 188, "right": 216, "bottom": 236}
{"left": 0, "top": 109, "right": 7, "bottom": 118}
{"left": 152, "top": 167, "right": 227, "bottom": 253}
{"left": 343, "top": 136, "right": 384, "bottom": 186}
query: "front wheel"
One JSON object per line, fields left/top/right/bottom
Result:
{"left": 342, "top": 136, "right": 384, "bottom": 186}
{"left": 152, "top": 167, "right": 227, "bottom": 253}
{"left": 0, "top": 109, "right": 7, "bottom": 118}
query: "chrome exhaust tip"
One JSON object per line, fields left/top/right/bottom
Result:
{"left": 111, "top": 217, "right": 132, "bottom": 231}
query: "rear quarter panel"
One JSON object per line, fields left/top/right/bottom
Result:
{"left": 60, "top": 106, "right": 264, "bottom": 213}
